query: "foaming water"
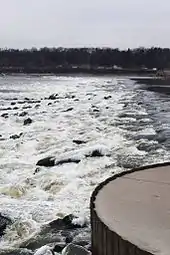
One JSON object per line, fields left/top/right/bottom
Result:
{"left": 0, "top": 75, "right": 170, "bottom": 249}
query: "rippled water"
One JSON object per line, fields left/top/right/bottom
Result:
{"left": 0, "top": 75, "right": 170, "bottom": 249}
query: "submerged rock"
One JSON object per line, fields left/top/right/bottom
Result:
{"left": 48, "top": 94, "right": 58, "bottom": 100}
{"left": 50, "top": 215, "right": 76, "bottom": 231}
{"left": 10, "top": 133, "right": 23, "bottom": 139}
{"left": 35, "top": 104, "right": 40, "bottom": 109}
{"left": 30, "top": 100, "right": 41, "bottom": 104}
{"left": 36, "top": 157, "right": 80, "bottom": 168}
{"left": 20, "top": 215, "right": 86, "bottom": 251}
{"left": 133, "top": 134, "right": 156, "bottom": 141}
{"left": 36, "top": 157, "right": 55, "bottom": 167}
{"left": 1, "top": 113, "right": 8, "bottom": 118}
{"left": 18, "top": 101, "right": 26, "bottom": 105}
{"left": 36, "top": 145, "right": 109, "bottom": 167}
{"left": 49, "top": 214, "right": 86, "bottom": 230}
{"left": 20, "top": 233, "right": 64, "bottom": 251}
{"left": 20, "top": 231, "right": 64, "bottom": 251}
{"left": 2, "top": 107, "right": 12, "bottom": 111}
{"left": 137, "top": 140, "right": 160, "bottom": 152}
{"left": 0, "top": 248, "right": 33, "bottom": 255}
{"left": 13, "top": 106, "right": 19, "bottom": 110}
{"left": 117, "top": 154, "right": 144, "bottom": 169}
{"left": 23, "top": 106, "right": 32, "bottom": 110}
{"left": 64, "top": 108, "right": 74, "bottom": 112}
{"left": 34, "top": 167, "right": 41, "bottom": 174}
{"left": 24, "top": 118, "right": 33, "bottom": 125}
{"left": 72, "top": 228, "right": 91, "bottom": 248}
{"left": 156, "top": 130, "right": 168, "bottom": 143}
{"left": 56, "top": 158, "right": 81, "bottom": 166}
{"left": 62, "top": 244, "right": 90, "bottom": 255}
{"left": 19, "top": 111, "right": 28, "bottom": 117}
{"left": 73, "top": 140, "right": 87, "bottom": 145}
{"left": 53, "top": 243, "right": 66, "bottom": 253}
{"left": 104, "top": 95, "right": 112, "bottom": 100}
{"left": 34, "top": 245, "right": 54, "bottom": 255}
{"left": 92, "top": 108, "right": 100, "bottom": 113}
{"left": 84, "top": 145, "right": 110, "bottom": 158}
{"left": 65, "top": 94, "right": 75, "bottom": 99}
{"left": 86, "top": 149, "right": 103, "bottom": 157}
{"left": 73, "top": 240, "right": 89, "bottom": 248}
{"left": 0, "top": 213, "right": 12, "bottom": 237}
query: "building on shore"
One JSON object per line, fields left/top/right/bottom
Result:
{"left": 155, "top": 69, "right": 170, "bottom": 79}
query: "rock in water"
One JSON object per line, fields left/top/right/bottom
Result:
{"left": 10, "top": 133, "right": 23, "bottom": 139}
{"left": 49, "top": 214, "right": 85, "bottom": 230}
{"left": 19, "top": 111, "right": 28, "bottom": 117}
{"left": 48, "top": 94, "right": 58, "bottom": 100}
{"left": 0, "top": 248, "right": 33, "bottom": 255}
{"left": 73, "top": 140, "right": 87, "bottom": 145}
{"left": 24, "top": 118, "right": 33, "bottom": 125}
{"left": 1, "top": 113, "right": 8, "bottom": 118}
{"left": 36, "top": 157, "right": 80, "bottom": 167}
{"left": 86, "top": 149, "right": 104, "bottom": 157}
{"left": 3, "top": 107, "right": 12, "bottom": 111}
{"left": 117, "top": 154, "right": 144, "bottom": 169}
{"left": 23, "top": 106, "right": 32, "bottom": 110}
{"left": 62, "top": 244, "right": 90, "bottom": 255}
{"left": 20, "top": 214, "right": 86, "bottom": 250}
{"left": 36, "top": 145, "right": 109, "bottom": 168}
{"left": 36, "top": 157, "right": 55, "bottom": 167}
{"left": 0, "top": 213, "right": 11, "bottom": 237}
{"left": 34, "top": 167, "right": 41, "bottom": 174}
{"left": 35, "top": 104, "right": 40, "bottom": 109}
{"left": 55, "top": 158, "right": 81, "bottom": 166}
{"left": 92, "top": 108, "right": 100, "bottom": 113}
{"left": 64, "top": 108, "right": 73, "bottom": 112}
{"left": 18, "top": 101, "right": 26, "bottom": 105}
{"left": 104, "top": 95, "right": 112, "bottom": 100}
{"left": 53, "top": 243, "right": 66, "bottom": 253}
{"left": 13, "top": 107, "right": 19, "bottom": 110}
{"left": 34, "top": 246, "right": 54, "bottom": 255}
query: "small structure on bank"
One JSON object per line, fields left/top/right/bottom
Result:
{"left": 155, "top": 69, "right": 170, "bottom": 79}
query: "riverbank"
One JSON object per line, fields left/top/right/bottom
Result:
{"left": 132, "top": 77, "right": 170, "bottom": 94}
{"left": 0, "top": 67, "right": 156, "bottom": 76}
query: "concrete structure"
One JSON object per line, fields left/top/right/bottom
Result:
{"left": 91, "top": 162, "right": 170, "bottom": 255}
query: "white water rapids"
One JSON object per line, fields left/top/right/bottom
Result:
{"left": 0, "top": 75, "right": 169, "bottom": 250}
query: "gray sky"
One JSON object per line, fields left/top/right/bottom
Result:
{"left": 0, "top": 0, "right": 169, "bottom": 49}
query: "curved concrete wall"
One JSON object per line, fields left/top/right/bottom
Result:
{"left": 90, "top": 162, "right": 170, "bottom": 255}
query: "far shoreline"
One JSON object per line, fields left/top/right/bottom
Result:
{"left": 0, "top": 67, "right": 156, "bottom": 77}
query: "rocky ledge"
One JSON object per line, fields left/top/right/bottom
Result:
{"left": 0, "top": 214, "right": 91, "bottom": 255}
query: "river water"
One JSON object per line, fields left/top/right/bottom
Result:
{"left": 0, "top": 75, "right": 170, "bottom": 250}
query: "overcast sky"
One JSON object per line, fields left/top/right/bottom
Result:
{"left": 0, "top": 0, "right": 169, "bottom": 49}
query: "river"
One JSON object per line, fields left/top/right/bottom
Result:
{"left": 0, "top": 75, "right": 169, "bottom": 251}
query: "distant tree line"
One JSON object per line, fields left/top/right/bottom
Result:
{"left": 0, "top": 47, "right": 169, "bottom": 73}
